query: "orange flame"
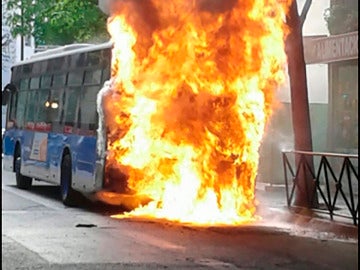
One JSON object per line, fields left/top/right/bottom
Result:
{"left": 100, "top": 0, "right": 291, "bottom": 225}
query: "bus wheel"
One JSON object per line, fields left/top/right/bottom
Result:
{"left": 60, "top": 154, "right": 79, "bottom": 206}
{"left": 15, "top": 156, "right": 32, "bottom": 189}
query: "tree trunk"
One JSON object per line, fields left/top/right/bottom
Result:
{"left": 285, "top": 0, "right": 318, "bottom": 208}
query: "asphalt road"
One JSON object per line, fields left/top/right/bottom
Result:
{"left": 2, "top": 167, "right": 358, "bottom": 270}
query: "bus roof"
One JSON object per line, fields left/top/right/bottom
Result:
{"left": 12, "top": 41, "right": 113, "bottom": 68}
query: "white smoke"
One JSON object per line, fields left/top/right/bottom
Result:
{"left": 96, "top": 79, "right": 113, "bottom": 158}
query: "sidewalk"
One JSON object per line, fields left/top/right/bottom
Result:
{"left": 254, "top": 182, "right": 358, "bottom": 241}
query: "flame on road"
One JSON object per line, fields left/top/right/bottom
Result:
{"left": 99, "top": 0, "right": 290, "bottom": 225}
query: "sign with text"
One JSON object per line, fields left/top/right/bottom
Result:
{"left": 304, "top": 31, "right": 358, "bottom": 64}
{"left": 30, "top": 132, "right": 48, "bottom": 161}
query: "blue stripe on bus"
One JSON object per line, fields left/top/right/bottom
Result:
{"left": 3, "top": 128, "right": 97, "bottom": 183}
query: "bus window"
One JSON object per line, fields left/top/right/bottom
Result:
{"left": 41, "top": 75, "right": 52, "bottom": 88}
{"left": 48, "top": 89, "right": 63, "bottom": 132}
{"left": 79, "top": 86, "right": 99, "bottom": 131}
{"left": 30, "top": 77, "right": 40, "bottom": 89}
{"left": 36, "top": 89, "right": 50, "bottom": 123}
{"left": 12, "top": 67, "right": 22, "bottom": 81}
{"left": 49, "top": 57, "right": 65, "bottom": 72}
{"left": 15, "top": 91, "right": 28, "bottom": 128}
{"left": 59, "top": 90, "right": 66, "bottom": 125}
{"left": 32, "top": 62, "right": 42, "bottom": 74}
{"left": 20, "top": 79, "right": 29, "bottom": 91}
{"left": 25, "top": 91, "right": 38, "bottom": 125}
{"left": 102, "top": 67, "right": 111, "bottom": 83}
{"left": 101, "top": 49, "right": 111, "bottom": 67}
{"left": 23, "top": 64, "right": 32, "bottom": 75}
{"left": 68, "top": 71, "right": 84, "bottom": 86}
{"left": 9, "top": 92, "right": 18, "bottom": 122}
{"left": 53, "top": 74, "right": 67, "bottom": 87}
{"left": 84, "top": 69, "right": 102, "bottom": 85}
{"left": 76, "top": 53, "right": 87, "bottom": 68}
{"left": 88, "top": 51, "right": 100, "bottom": 66}
{"left": 64, "top": 88, "right": 80, "bottom": 126}
{"left": 49, "top": 90, "right": 62, "bottom": 120}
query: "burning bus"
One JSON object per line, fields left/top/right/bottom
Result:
{"left": 2, "top": 0, "right": 290, "bottom": 225}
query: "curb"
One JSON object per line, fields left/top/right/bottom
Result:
{"left": 255, "top": 182, "right": 286, "bottom": 192}
{"left": 262, "top": 206, "right": 358, "bottom": 241}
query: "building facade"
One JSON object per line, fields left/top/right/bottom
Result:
{"left": 2, "top": 0, "right": 35, "bottom": 127}
{"left": 304, "top": 0, "right": 358, "bottom": 153}
{"left": 304, "top": 31, "right": 358, "bottom": 153}
{"left": 258, "top": 0, "right": 358, "bottom": 183}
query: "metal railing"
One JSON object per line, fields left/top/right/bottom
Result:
{"left": 282, "top": 150, "right": 358, "bottom": 225}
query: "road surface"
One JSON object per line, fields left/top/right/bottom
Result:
{"left": 2, "top": 167, "right": 358, "bottom": 270}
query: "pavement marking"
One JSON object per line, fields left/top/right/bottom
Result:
{"left": 2, "top": 210, "right": 59, "bottom": 214}
{"left": 2, "top": 184, "right": 64, "bottom": 211}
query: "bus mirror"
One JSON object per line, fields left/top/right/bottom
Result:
{"left": 2, "top": 84, "right": 16, "bottom": 106}
{"left": 1, "top": 91, "right": 8, "bottom": 105}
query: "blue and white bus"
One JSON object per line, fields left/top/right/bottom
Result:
{"left": 2, "top": 42, "right": 115, "bottom": 206}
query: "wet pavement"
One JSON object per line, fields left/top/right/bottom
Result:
{"left": 254, "top": 182, "right": 358, "bottom": 241}
{"left": 2, "top": 168, "right": 358, "bottom": 269}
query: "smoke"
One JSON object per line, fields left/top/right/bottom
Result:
{"left": 96, "top": 80, "right": 113, "bottom": 158}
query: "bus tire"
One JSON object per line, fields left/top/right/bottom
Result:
{"left": 15, "top": 156, "right": 32, "bottom": 190}
{"left": 60, "top": 154, "right": 79, "bottom": 207}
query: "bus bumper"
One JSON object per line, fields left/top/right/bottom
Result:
{"left": 95, "top": 191, "right": 152, "bottom": 210}
{"left": 93, "top": 158, "right": 152, "bottom": 209}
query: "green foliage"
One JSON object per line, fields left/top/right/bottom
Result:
{"left": 5, "top": 0, "right": 110, "bottom": 46}
{"left": 324, "top": 3, "right": 358, "bottom": 35}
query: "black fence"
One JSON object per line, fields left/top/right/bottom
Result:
{"left": 282, "top": 150, "right": 358, "bottom": 225}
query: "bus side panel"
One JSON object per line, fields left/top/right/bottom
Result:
{"left": 47, "top": 132, "right": 67, "bottom": 185}
{"left": 2, "top": 129, "right": 17, "bottom": 172}
{"left": 22, "top": 130, "right": 50, "bottom": 181}
{"left": 73, "top": 135, "right": 98, "bottom": 193}
{"left": 57, "top": 135, "right": 96, "bottom": 193}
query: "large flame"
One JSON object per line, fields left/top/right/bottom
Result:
{"left": 99, "top": 0, "right": 290, "bottom": 225}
